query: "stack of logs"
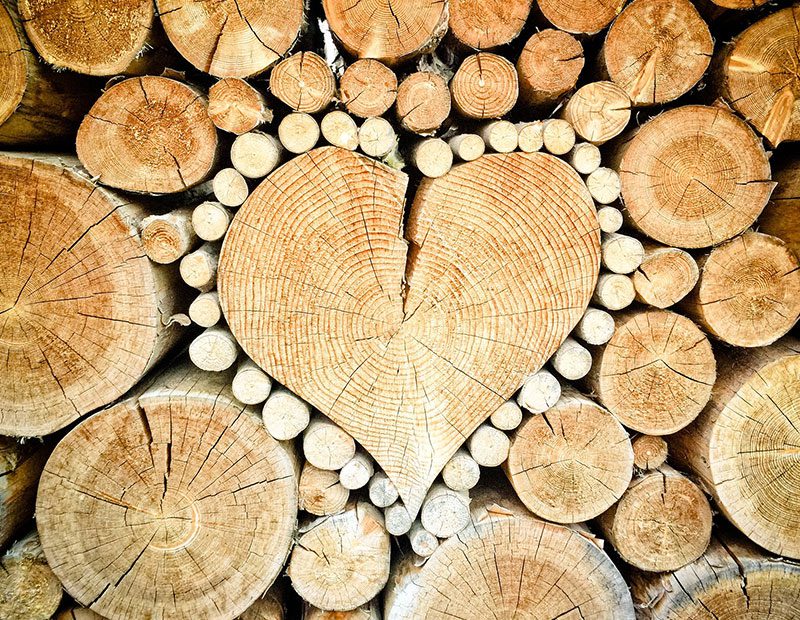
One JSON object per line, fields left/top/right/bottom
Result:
{"left": 1, "top": 0, "right": 799, "bottom": 618}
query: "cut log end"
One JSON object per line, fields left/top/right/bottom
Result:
{"left": 420, "top": 484, "right": 471, "bottom": 538}
{"left": 213, "top": 168, "right": 250, "bottom": 207}
{"left": 631, "top": 434, "right": 668, "bottom": 471}
{"left": 441, "top": 449, "right": 481, "bottom": 492}
{"left": 451, "top": 53, "right": 519, "bottom": 120}
{"left": 340, "top": 60, "right": 398, "bottom": 118}
{"left": 395, "top": 71, "right": 450, "bottom": 135}
{"left": 192, "top": 201, "right": 232, "bottom": 242}
{"left": 303, "top": 417, "right": 356, "bottom": 471}
{"left": 449, "top": 0, "right": 533, "bottom": 49}
{"left": 537, "top": 0, "right": 624, "bottom": 34}
{"left": 0, "top": 532, "right": 62, "bottom": 620}
{"left": 564, "top": 81, "right": 631, "bottom": 145}
{"left": 231, "top": 132, "right": 282, "bottom": 179}
{"left": 517, "top": 29, "right": 584, "bottom": 108}
{"left": 262, "top": 389, "right": 311, "bottom": 441}
{"left": 633, "top": 243, "right": 699, "bottom": 308}
{"left": 271, "top": 52, "right": 336, "bottom": 114}
{"left": 278, "top": 113, "right": 321, "bottom": 155}
{"left": 321, "top": 111, "right": 359, "bottom": 151}
{"left": 232, "top": 359, "right": 273, "bottom": 405}
{"left": 299, "top": 463, "right": 350, "bottom": 516}
{"left": 208, "top": 78, "right": 272, "bottom": 135}
{"left": 140, "top": 208, "right": 196, "bottom": 264}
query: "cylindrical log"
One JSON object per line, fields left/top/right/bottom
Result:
{"left": 441, "top": 449, "right": 480, "bottom": 492}
{"left": 614, "top": 104, "right": 773, "bottom": 248}
{"left": 320, "top": 111, "right": 359, "bottom": 151}
{"left": 339, "top": 452, "right": 374, "bottom": 490}
{"left": 541, "top": 119, "right": 575, "bottom": 156}
{"left": 593, "top": 273, "right": 635, "bottom": 311}
{"left": 188, "top": 290, "right": 222, "bottom": 328}
{"left": 569, "top": 142, "right": 601, "bottom": 175}
{"left": 232, "top": 359, "right": 273, "bottom": 405}
{"left": 535, "top": 0, "right": 625, "bottom": 35}
{"left": 408, "top": 522, "right": 439, "bottom": 558}
{"left": 0, "top": 153, "right": 184, "bottom": 436}
{"left": 601, "top": 232, "right": 644, "bottom": 274}
{"left": 278, "top": 112, "right": 320, "bottom": 154}
{"left": 516, "top": 369, "right": 561, "bottom": 413}
{"left": 516, "top": 29, "right": 583, "bottom": 109}
{"left": 384, "top": 502, "right": 413, "bottom": 536}
{"left": 36, "top": 365, "right": 299, "bottom": 619}
{"left": 759, "top": 155, "right": 800, "bottom": 258}
{"left": 602, "top": 0, "right": 713, "bottom": 106}
{"left": 0, "top": 439, "right": 48, "bottom": 547}
{"left": 289, "top": 502, "right": 391, "bottom": 611}
{"left": 596, "top": 206, "right": 623, "bottom": 234}
{"left": 189, "top": 325, "right": 239, "bottom": 371}
{"left": 340, "top": 60, "right": 397, "bottom": 119}
{"left": 467, "top": 423, "right": 510, "bottom": 468}
{"left": 490, "top": 401, "right": 522, "bottom": 431}
{"left": 395, "top": 71, "right": 450, "bottom": 135}
{"left": 420, "top": 484, "right": 470, "bottom": 538}
{"left": 563, "top": 81, "right": 631, "bottom": 145}
{"left": 303, "top": 416, "right": 356, "bottom": 471}
{"left": 0, "top": 531, "right": 62, "bottom": 620}
{"left": 180, "top": 242, "right": 219, "bottom": 292}
{"left": 231, "top": 132, "right": 282, "bottom": 179}
{"left": 597, "top": 466, "right": 713, "bottom": 572}
{"left": 358, "top": 117, "right": 396, "bottom": 158}
{"left": 262, "top": 388, "right": 312, "bottom": 441}
{"left": 550, "top": 336, "right": 592, "bottom": 380}
{"left": 270, "top": 52, "right": 336, "bottom": 113}
{"left": 213, "top": 167, "right": 250, "bottom": 207}
{"left": 515, "top": 121, "right": 543, "bottom": 153}
{"left": 193, "top": 201, "right": 232, "bottom": 242}
{"left": 670, "top": 338, "right": 800, "bottom": 558}
{"left": 585, "top": 309, "right": 716, "bottom": 435}
{"left": 631, "top": 434, "right": 668, "bottom": 471}
{"left": 412, "top": 138, "right": 452, "bottom": 178}
{"left": 681, "top": 232, "right": 800, "bottom": 348}
{"left": 632, "top": 242, "right": 699, "bottom": 308}
{"left": 574, "top": 306, "right": 615, "bottom": 346}
{"left": 479, "top": 120, "right": 517, "bottom": 153}
{"left": 586, "top": 167, "right": 620, "bottom": 204}
{"left": 76, "top": 76, "right": 217, "bottom": 194}
{"left": 505, "top": 388, "right": 633, "bottom": 523}
{"left": 448, "top": 133, "right": 484, "bottom": 161}
{"left": 384, "top": 484, "right": 635, "bottom": 619}
{"left": 450, "top": 53, "right": 519, "bottom": 119}
{"left": 368, "top": 472, "right": 399, "bottom": 508}
{"left": 299, "top": 462, "right": 350, "bottom": 517}
{"left": 449, "top": 0, "right": 533, "bottom": 49}
{"left": 157, "top": 0, "right": 303, "bottom": 77}
{"left": 208, "top": 78, "right": 272, "bottom": 135}
{"left": 140, "top": 208, "right": 197, "bottom": 264}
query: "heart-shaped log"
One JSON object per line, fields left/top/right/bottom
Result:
{"left": 218, "top": 147, "right": 600, "bottom": 514}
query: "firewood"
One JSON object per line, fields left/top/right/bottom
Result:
{"left": 489, "top": 401, "right": 522, "bottom": 431}
{"left": 568, "top": 142, "right": 601, "bottom": 175}
{"left": 36, "top": 365, "right": 299, "bottom": 618}
{"left": 358, "top": 117, "right": 396, "bottom": 158}
{"left": 448, "top": 133, "right": 485, "bottom": 161}
{"left": 759, "top": 155, "right": 800, "bottom": 257}
{"left": 411, "top": 138, "right": 452, "bottom": 178}
{"left": 368, "top": 472, "right": 399, "bottom": 508}
{"left": 517, "top": 369, "right": 561, "bottom": 413}
{"left": 395, "top": 72, "right": 451, "bottom": 135}
{"left": 303, "top": 417, "right": 356, "bottom": 471}
{"left": 278, "top": 112, "right": 320, "bottom": 154}
{"left": 441, "top": 449, "right": 481, "bottom": 492}
{"left": 631, "top": 434, "right": 668, "bottom": 471}
{"left": 232, "top": 359, "right": 273, "bottom": 405}
{"left": 670, "top": 338, "right": 800, "bottom": 558}
{"left": 408, "top": 522, "right": 439, "bottom": 558}
{"left": 270, "top": 52, "right": 336, "bottom": 114}
{"left": 231, "top": 132, "right": 283, "bottom": 179}
{"left": 601, "top": 232, "right": 644, "bottom": 274}
{"left": 208, "top": 78, "right": 272, "bottom": 135}
{"left": 516, "top": 29, "right": 584, "bottom": 109}
{"left": 614, "top": 104, "right": 773, "bottom": 248}
{"left": 550, "top": 336, "right": 592, "bottom": 380}
{"left": 383, "top": 484, "right": 635, "bottom": 619}
{"left": 213, "top": 167, "right": 250, "bottom": 207}
{"left": 384, "top": 502, "right": 413, "bottom": 536}
{"left": 140, "top": 208, "right": 197, "bottom": 264}
{"left": 586, "top": 167, "right": 620, "bottom": 204}
{"left": 157, "top": 0, "right": 303, "bottom": 77}
{"left": 451, "top": 53, "right": 519, "bottom": 119}
{"left": 288, "top": 502, "right": 391, "bottom": 611}
{"left": 716, "top": 6, "right": 800, "bottom": 147}
{"left": 536, "top": 0, "right": 625, "bottom": 35}
{"left": 632, "top": 242, "right": 699, "bottom": 308}
{"left": 596, "top": 206, "right": 623, "bottom": 234}
{"left": 193, "top": 201, "right": 232, "bottom": 242}
{"left": 467, "top": 423, "right": 510, "bottom": 468}
{"left": 541, "top": 119, "right": 575, "bottom": 155}
{"left": 188, "top": 291, "right": 222, "bottom": 327}
{"left": 448, "top": 0, "right": 533, "bottom": 49}
{"left": 304, "top": 602, "right": 380, "bottom": 620}
{"left": 340, "top": 60, "right": 398, "bottom": 119}
{"left": 321, "top": 0, "right": 447, "bottom": 65}
{"left": 602, "top": 0, "right": 712, "bottom": 106}
{"left": 180, "top": 242, "right": 219, "bottom": 291}
{"left": 478, "top": 120, "right": 518, "bottom": 153}
{"left": 76, "top": 76, "right": 218, "bottom": 194}
{"left": 320, "top": 111, "right": 359, "bottom": 151}
{"left": 574, "top": 306, "right": 615, "bottom": 346}
{"left": 629, "top": 532, "right": 800, "bottom": 619}
{"left": 339, "top": 452, "right": 374, "bottom": 490}
{"left": 681, "top": 232, "right": 800, "bottom": 348}
{"left": 505, "top": 388, "right": 633, "bottom": 523}
{"left": 585, "top": 309, "right": 716, "bottom": 435}
{"left": 420, "top": 484, "right": 470, "bottom": 538}
{"left": 515, "top": 121, "right": 544, "bottom": 153}
{"left": 0, "top": 153, "right": 184, "bottom": 436}
{"left": 262, "top": 388, "right": 312, "bottom": 441}
{"left": 189, "top": 325, "right": 239, "bottom": 371}
{"left": 593, "top": 273, "right": 635, "bottom": 311}
{"left": 299, "top": 463, "right": 350, "bottom": 516}
{"left": 563, "top": 81, "right": 631, "bottom": 145}
{"left": 0, "top": 439, "right": 48, "bottom": 547}
{"left": 0, "top": 531, "right": 62, "bottom": 620}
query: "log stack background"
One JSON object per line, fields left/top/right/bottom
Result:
{"left": 0, "top": 0, "right": 799, "bottom": 618}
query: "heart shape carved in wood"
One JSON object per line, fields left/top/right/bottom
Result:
{"left": 218, "top": 146, "right": 600, "bottom": 515}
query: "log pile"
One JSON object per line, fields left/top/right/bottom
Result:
{"left": 1, "top": 0, "right": 799, "bottom": 618}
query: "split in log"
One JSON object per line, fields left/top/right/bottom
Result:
{"left": 289, "top": 502, "right": 391, "bottom": 611}
{"left": 420, "top": 484, "right": 470, "bottom": 538}
{"left": 615, "top": 105, "right": 773, "bottom": 248}
{"left": 0, "top": 153, "right": 184, "bottom": 436}
{"left": 585, "top": 309, "right": 716, "bottom": 435}
{"left": 574, "top": 306, "right": 615, "bottom": 346}
{"left": 631, "top": 434, "right": 668, "bottom": 471}
{"left": 670, "top": 338, "right": 800, "bottom": 558}
{"left": 299, "top": 462, "right": 350, "bottom": 516}
{"left": 157, "top": 0, "right": 304, "bottom": 77}
{"left": 339, "top": 452, "right": 374, "bottom": 490}
{"left": 188, "top": 291, "right": 222, "bottom": 328}
{"left": 563, "top": 81, "right": 631, "bottom": 145}
{"left": 515, "top": 121, "right": 543, "bottom": 153}
{"left": 505, "top": 388, "right": 633, "bottom": 523}
{"left": 368, "top": 472, "right": 399, "bottom": 508}
{"left": 278, "top": 112, "right": 320, "bottom": 154}
{"left": 593, "top": 273, "right": 635, "bottom": 311}
{"left": 450, "top": 53, "right": 519, "bottom": 119}
{"left": 320, "top": 111, "right": 359, "bottom": 151}
{"left": 680, "top": 231, "right": 800, "bottom": 348}
{"left": 208, "top": 78, "right": 273, "bottom": 135}
{"left": 550, "top": 336, "right": 592, "bottom": 380}
{"left": 602, "top": 0, "right": 713, "bottom": 106}
{"left": 448, "top": 133, "right": 485, "bottom": 161}
{"left": 0, "top": 531, "right": 62, "bottom": 620}
{"left": 231, "top": 359, "right": 273, "bottom": 405}
{"left": 340, "top": 60, "right": 397, "bottom": 119}
{"left": 448, "top": 0, "right": 533, "bottom": 49}
{"left": 213, "top": 168, "right": 250, "bottom": 207}
{"left": 262, "top": 388, "right": 311, "bottom": 441}
{"left": 193, "top": 201, "right": 232, "bottom": 242}
{"left": 516, "top": 369, "right": 561, "bottom": 413}
{"left": 270, "top": 52, "right": 336, "bottom": 114}
{"left": 231, "top": 132, "right": 283, "bottom": 179}
{"left": 601, "top": 232, "right": 644, "bottom": 275}
{"left": 180, "top": 242, "right": 219, "bottom": 292}
{"left": 535, "top": 0, "right": 625, "bottom": 35}
{"left": 490, "top": 401, "right": 522, "bottom": 431}
{"left": 189, "top": 326, "right": 239, "bottom": 371}
{"left": 541, "top": 119, "right": 576, "bottom": 156}
{"left": 140, "top": 208, "right": 197, "bottom": 264}
{"left": 411, "top": 138, "right": 453, "bottom": 178}
{"left": 597, "top": 466, "right": 713, "bottom": 572}
{"left": 467, "top": 423, "right": 510, "bottom": 468}
{"left": 632, "top": 242, "right": 699, "bottom": 309}
{"left": 516, "top": 29, "right": 584, "bottom": 109}
{"left": 441, "top": 449, "right": 480, "bottom": 492}
{"left": 569, "top": 142, "right": 601, "bottom": 175}
{"left": 76, "top": 76, "right": 218, "bottom": 194}
{"left": 479, "top": 120, "right": 518, "bottom": 153}
{"left": 36, "top": 364, "right": 299, "bottom": 619}
{"left": 303, "top": 416, "right": 356, "bottom": 471}
{"left": 759, "top": 155, "right": 800, "bottom": 257}
{"left": 395, "top": 72, "right": 451, "bottom": 135}
{"left": 0, "top": 438, "right": 48, "bottom": 547}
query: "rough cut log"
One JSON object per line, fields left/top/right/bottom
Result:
{"left": 288, "top": 502, "right": 391, "bottom": 612}
{"left": 585, "top": 167, "right": 620, "bottom": 204}
{"left": 262, "top": 388, "right": 312, "bottom": 441}
{"left": 408, "top": 522, "right": 439, "bottom": 558}
{"left": 208, "top": 78, "right": 272, "bottom": 135}
{"left": 541, "top": 119, "right": 576, "bottom": 156}
{"left": 0, "top": 531, "right": 62, "bottom": 620}
{"left": 395, "top": 72, "right": 451, "bottom": 135}
{"left": 441, "top": 449, "right": 480, "bottom": 492}
{"left": 188, "top": 290, "right": 222, "bottom": 327}
{"left": 449, "top": 0, "right": 533, "bottom": 49}
{"left": 596, "top": 206, "right": 623, "bottom": 234}
{"left": 549, "top": 336, "right": 592, "bottom": 380}
{"left": 55, "top": 608, "right": 105, "bottom": 620}
{"left": 36, "top": 364, "right": 299, "bottom": 619}
{"left": 563, "top": 81, "right": 631, "bottom": 145}
{"left": 670, "top": 338, "right": 800, "bottom": 559}
{"left": 340, "top": 60, "right": 397, "bottom": 119}
{"left": 180, "top": 242, "right": 219, "bottom": 292}
{"left": 77, "top": 76, "right": 218, "bottom": 194}
{"left": 716, "top": 5, "right": 800, "bottom": 147}
{"left": 0, "top": 438, "right": 48, "bottom": 547}
{"left": 304, "top": 601, "right": 380, "bottom": 620}
{"left": 602, "top": 0, "right": 713, "bottom": 106}
{"left": 0, "top": 0, "right": 94, "bottom": 145}
{"left": 231, "top": 132, "right": 282, "bottom": 180}
{"left": 217, "top": 147, "right": 600, "bottom": 516}
{"left": 632, "top": 242, "right": 699, "bottom": 309}
{"left": 189, "top": 326, "right": 239, "bottom": 371}
{"left": 140, "top": 208, "right": 197, "bottom": 264}
{"left": 321, "top": 111, "right": 359, "bottom": 151}
{"left": 681, "top": 232, "right": 800, "bottom": 348}
{"left": 322, "top": 0, "right": 447, "bottom": 65}
{"left": 451, "top": 53, "right": 519, "bottom": 119}
{"left": 585, "top": 309, "right": 716, "bottom": 435}
{"left": 303, "top": 416, "right": 356, "bottom": 471}
{"left": 420, "top": 484, "right": 470, "bottom": 538}
{"left": 299, "top": 462, "right": 350, "bottom": 516}
{"left": 614, "top": 105, "right": 773, "bottom": 248}
{"left": 629, "top": 532, "right": 800, "bottom": 619}
{"left": 384, "top": 484, "right": 635, "bottom": 619}
{"left": 231, "top": 359, "right": 273, "bottom": 405}
{"left": 574, "top": 306, "right": 615, "bottom": 346}
{"left": 631, "top": 434, "right": 668, "bottom": 471}
{"left": 339, "top": 452, "right": 374, "bottom": 490}
{"left": 193, "top": 201, "right": 232, "bottom": 242}
{"left": 535, "top": 0, "right": 624, "bottom": 35}
{"left": 505, "top": 388, "right": 633, "bottom": 523}
{"left": 214, "top": 168, "right": 250, "bottom": 207}
{"left": 157, "top": 0, "right": 303, "bottom": 77}
{"left": 270, "top": 52, "right": 336, "bottom": 114}
{"left": 0, "top": 153, "right": 185, "bottom": 437}
{"left": 383, "top": 502, "right": 413, "bottom": 536}
{"left": 516, "top": 29, "right": 583, "bottom": 110}
{"left": 759, "top": 155, "right": 800, "bottom": 258}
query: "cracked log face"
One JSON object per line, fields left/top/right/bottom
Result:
{"left": 36, "top": 365, "right": 299, "bottom": 620}
{"left": 0, "top": 0, "right": 26, "bottom": 128}
{"left": 218, "top": 146, "right": 600, "bottom": 515}
{"left": 0, "top": 153, "right": 182, "bottom": 437}
{"left": 157, "top": 0, "right": 303, "bottom": 78}
{"left": 536, "top": 0, "right": 624, "bottom": 35}
{"left": 76, "top": 77, "right": 218, "bottom": 194}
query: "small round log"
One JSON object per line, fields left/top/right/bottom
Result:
{"left": 239, "top": 586, "right": 285, "bottom": 620}
{"left": 270, "top": 52, "right": 336, "bottom": 113}
{"left": 189, "top": 326, "right": 239, "bottom": 372}
{"left": 0, "top": 531, "right": 62, "bottom": 620}
{"left": 188, "top": 291, "right": 222, "bottom": 328}
{"left": 631, "top": 434, "right": 668, "bottom": 471}
{"left": 549, "top": 336, "right": 592, "bottom": 381}
{"left": 449, "top": 0, "right": 533, "bottom": 49}
{"left": 448, "top": 133, "right": 485, "bottom": 161}
{"left": 358, "top": 117, "right": 396, "bottom": 158}
{"left": 479, "top": 120, "right": 518, "bottom": 153}
{"left": 490, "top": 401, "right": 522, "bottom": 431}
{"left": 541, "top": 119, "right": 575, "bottom": 156}
{"left": 232, "top": 359, "right": 273, "bottom": 405}
{"left": 408, "top": 522, "right": 439, "bottom": 558}
{"left": 262, "top": 388, "right": 311, "bottom": 441}
{"left": 208, "top": 78, "right": 272, "bottom": 135}
{"left": 516, "top": 369, "right": 561, "bottom": 413}
{"left": 632, "top": 242, "right": 699, "bottom": 309}
{"left": 441, "top": 449, "right": 481, "bottom": 492}
{"left": 516, "top": 29, "right": 583, "bottom": 109}
{"left": 593, "top": 273, "right": 635, "bottom": 311}
{"left": 320, "top": 111, "right": 359, "bottom": 151}
{"left": 368, "top": 472, "right": 399, "bottom": 508}
{"left": 596, "top": 206, "right": 623, "bottom": 234}
{"left": 180, "top": 242, "right": 219, "bottom": 292}
{"left": 450, "top": 53, "right": 519, "bottom": 119}
{"left": 193, "top": 201, "right": 232, "bottom": 242}
{"left": 395, "top": 71, "right": 450, "bottom": 135}
{"left": 303, "top": 417, "right": 356, "bottom": 471}
{"left": 384, "top": 502, "right": 413, "bottom": 536}
{"left": 467, "top": 423, "right": 510, "bottom": 468}
{"left": 299, "top": 463, "right": 350, "bottom": 517}
{"left": 586, "top": 167, "right": 620, "bottom": 204}
{"left": 569, "top": 142, "right": 601, "bottom": 175}
{"left": 340, "top": 60, "right": 397, "bottom": 119}
{"left": 573, "top": 306, "right": 615, "bottom": 346}
{"left": 140, "top": 208, "right": 197, "bottom": 264}
{"left": 304, "top": 602, "right": 380, "bottom": 620}
{"left": 563, "top": 81, "right": 631, "bottom": 145}
{"left": 213, "top": 168, "right": 250, "bottom": 207}
{"left": 601, "top": 232, "right": 644, "bottom": 275}
{"left": 420, "top": 484, "right": 470, "bottom": 538}
{"left": 231, "top": 132, "right": 282, "bottom": 179}
{"left": 278, "top": 112, "right": 320, "bottom": 154}
{"left": 339, "top": 452, "right": 374, "bottom": 490}
{"left": 516, "top": 121, "right": 544, "bottom": 153}
{"left": 412, "top": 138, "right": 453, "bottom": 178}
{"left": 536, "top": 0, "right": 625, "bottom": 35}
